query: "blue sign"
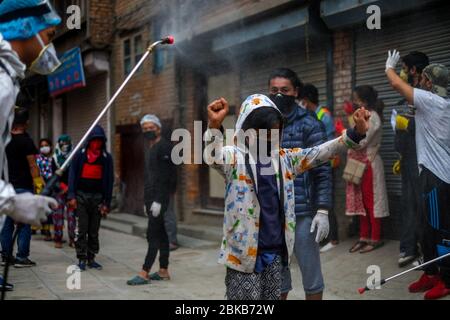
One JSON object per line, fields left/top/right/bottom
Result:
{"left": 48, "top": 47, "right": 86, "bottom": 97}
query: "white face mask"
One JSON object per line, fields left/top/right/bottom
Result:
{"left": 40, "top": 146, "right": 51, "bottom": 155}
{"left": 29, "top": 34, "right": 61, "bottom": 75}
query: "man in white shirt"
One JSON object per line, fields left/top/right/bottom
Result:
{"left": 386, "top": 50, "right": 450, "bottom": 300}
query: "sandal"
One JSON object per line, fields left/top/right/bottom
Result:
{"left": 360, "top": 241, "right": 384, "bottom": 254}
{"left": 349, "top": 241, "right": 368, "bottom": 253}
{"left": 127, "top": 275, "right": 150, "bottom": 286}
{"left": 149, "top": 272, "right": 171, "bottom": 281}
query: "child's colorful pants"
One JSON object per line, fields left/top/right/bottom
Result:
{"left": 53, "top": 193, "right": 76, "bottom": 243}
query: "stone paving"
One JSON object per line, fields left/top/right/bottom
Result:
{"left": 2, "top": 227, "right": 448, "bottom": 300}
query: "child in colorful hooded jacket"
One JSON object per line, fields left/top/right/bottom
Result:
{"left": 205, "top": 94, "right": 370, "bottom": 300}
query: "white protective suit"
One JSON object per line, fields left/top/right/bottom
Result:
{"left": 0, "top": 33, "right": 56, "bottom": 226}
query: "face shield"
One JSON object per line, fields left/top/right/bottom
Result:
{"left": 0, "top": 0, "right": 62, "bottom": 41}
{"left": 38, "top": 0, "right": 61, "bottom": 23}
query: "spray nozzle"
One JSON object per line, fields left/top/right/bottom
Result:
{"left": 161, "top": 36, "right": 175, "bottom": 45}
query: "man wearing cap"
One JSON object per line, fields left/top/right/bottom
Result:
{"left": 127, "top": 114, "right": 175, "bottom": 285}
{"left": 386, "top": 50, "right": 450, "bottom": 299}
{"left": 0, "top": 0, "right": 60, "bottom": 291}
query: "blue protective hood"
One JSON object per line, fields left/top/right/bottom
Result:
{"left": 0, "top": 0, "right": 61, "bottom": 40}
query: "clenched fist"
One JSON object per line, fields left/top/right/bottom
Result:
{"left": 207, "top": 98, "right": 229, "bottom": 129}
{"left": 353, "top": 107, "right": 371, "bottom": 135}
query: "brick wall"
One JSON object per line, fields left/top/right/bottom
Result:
{"left": 332, "top": 30, "right": 354, "bottom": 240}
{"left": 178, "top": 68, "right": 202, "bottom": 223}
{"left": 89, "top": 0, "right": 114, "bottom": 48}
{"left": 113, "top": 0, "right": 177, "bottom": 125}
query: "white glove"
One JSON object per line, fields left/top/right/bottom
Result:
{"left": 150, "top": 201, "right": 162, "bottom": 218}
{"left": 310, "top": 210, "right": 330, "bottom": 243}
{"left": 9, "top": 193, "right": 57, "bottom": 227}
{"left": 385, "top": 49, "right": 401, "bottom": 72}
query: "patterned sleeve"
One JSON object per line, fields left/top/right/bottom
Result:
{"left": 285, "top": 129, "right": 361, "bottom": 175}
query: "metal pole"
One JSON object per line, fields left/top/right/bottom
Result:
{"left": 40, "top": 36, "right": 174, "bottom": 196}
{"left": 359, "top": 251, "right": 450, "bottom": 294}
{"left": 1, "top": 225, "right": 21, "bottom": 300}
{"left": 59, "top": 39, "right": 164, "bottom": 173}
{"left": 385, "top": 252, "right": 450, "bottom": 283}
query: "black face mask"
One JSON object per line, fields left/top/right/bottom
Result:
{"left": 144, "top": 131, "right": 157, "bottom": 140}
{"left": 269, "top": 93, "right": 296, "bottom": 115}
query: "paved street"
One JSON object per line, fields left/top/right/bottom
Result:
{"left": 2, "top": 226, "right": 448, "bottom": 300}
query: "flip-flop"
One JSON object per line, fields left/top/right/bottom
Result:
{"left": 349, "top": 241, "right": 367, "bottom": 253}
{"left": 360, "top": 241, "right": 384, "bottom": 254}
{"left": 127, "top": 275, "right": 150, "bottom": 286}
{"left": 149, "top": 272, "right": 170, "bottom": 281}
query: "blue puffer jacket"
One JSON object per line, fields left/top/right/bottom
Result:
{"left": 281, "top": 105, "right": 332, "bottom": 216}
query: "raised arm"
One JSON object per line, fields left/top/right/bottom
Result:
{"left": 385, "top": 50, "right": 414, "bottom": 105}
{"left": 204, "top": 98, "right": 235, "bottom": 176}
{"left": 356, "top": 110, "right": 381, "bottom": 149}
{"left": 287, "top": 108, "right": 370, "bottom": 174}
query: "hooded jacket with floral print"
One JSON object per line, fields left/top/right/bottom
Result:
{"left": 204, "top": 94, "right": 362, "bottom": 273}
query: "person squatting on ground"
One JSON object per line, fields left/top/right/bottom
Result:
{"left": 386, "top": 50, "right": 450, "bottom": 300}
{"left": 127, "top": 114, "right": 175, "bottom": 286}
{"left": 267, "top": 68, "right": 332, "bottom": 300}
{"left": 394, "top": 51, "right": 429, "bottom": 268}
{"left": 53, "top": 134, "right": 76, "bottom": 249}
{"left": 205, "top": 94, "right": 370, "bottom": 300}
{"left": 67, "top": 125, "right": 114, "bottom": 271}
{"left": 346, "top": 85, "right": 390, "bottom": 254}
{"left": 0, "top": 0, "right": 61, "bottom": 291}
{"left": 299, "top": 83, "right": 340, "bottom": 253}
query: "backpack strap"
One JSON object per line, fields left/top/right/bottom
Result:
{"left": 317, "top": 106, "right": 330, "bottom": 121}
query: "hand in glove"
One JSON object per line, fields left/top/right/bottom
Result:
{"left": 33, "top": 176, "right": 45, "bottom": 195}
{"left": 393, "top": 159, "right": 401, "bottom": 175}
{"left": 150, "top": 201, "right": 162, "bottom": 218}
{"left": 310, "top": 210, "right": 330, "bottom": 243}
{"left": 395, "top": 115, "right": 409, "bottom": 131}
{"left": 385, "top": 50, "right": 401, "bottom": 72}
{"left": 10, "top": 193, "right": 57, "bottom": 227}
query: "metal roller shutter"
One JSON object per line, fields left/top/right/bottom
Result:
{"left": 65, "top": 74, "right": 108, "bottom": 145}
{"left": 355, "top": 4, "right": 450, "bottom": 196}
{"left": 355, "top": 4, "right": 450, "bottom": 236}
{"left": 239, "top": 43, "right": 328, "bottom": 105}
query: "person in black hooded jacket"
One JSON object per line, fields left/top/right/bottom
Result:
{"left": 67, "top": 125, "right": 114, "bottom": 271}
